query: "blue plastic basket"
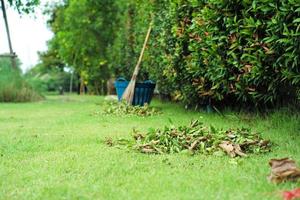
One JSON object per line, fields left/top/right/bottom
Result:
{"left": 114, "top": 78, "right": 156, "bottom": 106}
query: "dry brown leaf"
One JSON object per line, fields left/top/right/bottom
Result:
{"left": 188, "top": 136, "right": 207, "bottom": 151}
{"left": 189, "top": 140, "right": 199, "bottom": 151}
{"left": 219, "top": 141, "right": 235, "bottom": 157}
{"left": 105, "top": 137, "right": 113, "bottom": 147}
{"left": 141, "top": 148, "right": 155, "bottom": 153}
{"left": 268, "top": 158, "right": 300, "bottom": 184}
{"left": 133, "top": 133, "right": 144, "bottom": 140}
{"left": 233, "top": 144, "right": 247, "bottom": 157}
{"left": 219, "top": 141, "right": 247, "bottom": 157}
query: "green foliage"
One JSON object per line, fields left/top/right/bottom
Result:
{"left": 25, "top": 64, "right": 77, "bottom": 93}
{"left": 109, "top": 0, "right": 300, "bottom": 107}
{"left": 7, "top": 0, "right": 39, "bottom": 13}
{"left": 44, "top": 0, "right": 119, "bottom": 94}
{"left": 108, "top": 0, "right": 155, "bottom": 80}
{"left": 44, "top": 0, "right": 300, "bottom": 106}
{"left": 0, "top": 58, "right": 42, "bottom": 102}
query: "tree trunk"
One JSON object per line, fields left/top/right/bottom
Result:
{"left": 1, "top": 0, "right": 17, "bottom": 69}
{"left": 80, "top": 77, "right": 85, "bottom": 95}
{"left": 69, "top": 71, "right": 74, "bottom": 93}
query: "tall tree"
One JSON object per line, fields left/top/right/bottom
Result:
{"left": 44, "top": 0, "right": 118, "bottom": 94}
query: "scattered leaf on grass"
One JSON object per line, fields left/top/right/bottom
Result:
{"left": 104, "top": 137, "right": 114, "bottom": 147}
{"left": 282, "top": 188, "right": 300, "bottom": 200}
{"left": 268, "top": 158, "right": 300, "bottom": 183}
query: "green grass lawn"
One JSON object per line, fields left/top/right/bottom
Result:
{"left": 0, "top": 95, "right": 299, "bottom": 200}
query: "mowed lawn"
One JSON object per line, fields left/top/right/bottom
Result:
{"left": 0, "top": 95, "right": 299, "bottom": 200}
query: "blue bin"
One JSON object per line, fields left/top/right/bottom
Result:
{"left": 114, "top": 77, "right": 156, "bottom": 106}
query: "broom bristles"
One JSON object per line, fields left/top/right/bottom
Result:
{"left": 122, "top": 78, "right": 137, "bottom": 104}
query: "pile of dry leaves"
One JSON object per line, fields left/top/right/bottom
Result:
{"left": 102, "top": 100, "right": 162, "bottom": 117}
{"left": 107, "top": 120, "right": 272, "bottom": 157}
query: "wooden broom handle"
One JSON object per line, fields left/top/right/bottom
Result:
{"left": 132, "top": 24, "right": 152, "bottom": 77}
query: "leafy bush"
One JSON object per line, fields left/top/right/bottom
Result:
{"left": 0, "top": 58, "right": 43, "bottom": 102}
{"left": 109, "top": 0, "right": 300, "bottom": 107}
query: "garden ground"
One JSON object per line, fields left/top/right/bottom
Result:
{"left": 0, "top": 95, "right": 299, "bottom": 200}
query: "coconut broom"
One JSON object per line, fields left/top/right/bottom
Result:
{"left": 122, "top": 23, "right": 152, "bottom": 105}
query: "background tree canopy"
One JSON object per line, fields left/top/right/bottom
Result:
{"left": 6, "top": 0, "right": 39, "bottom": 13}
{"left": 41, "top": 0, "right": 119, "bottom": 94}
{"left": 37, "top": 0, "right": 300, "bottom": 108}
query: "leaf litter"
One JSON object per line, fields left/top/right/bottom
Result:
{"left": 94, "top": 100, "right": 162, "bottom": 117}
{"left": 105, "top": 119, "right": 272, "bottom": 158}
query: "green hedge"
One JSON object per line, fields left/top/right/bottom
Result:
{"left": 109, "top": 0, "right": 300, "bottom": 107}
